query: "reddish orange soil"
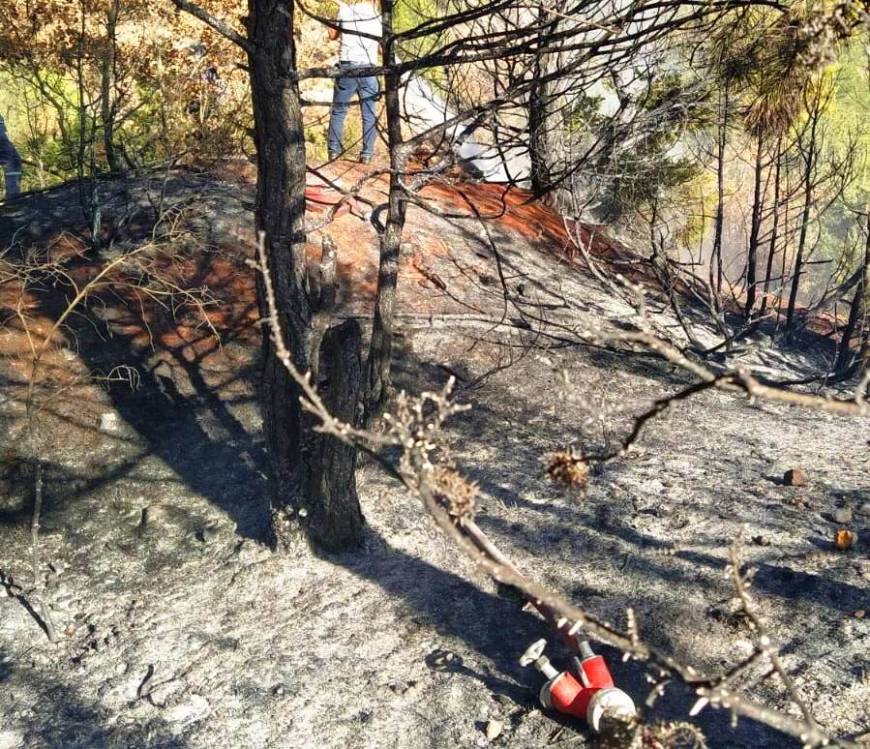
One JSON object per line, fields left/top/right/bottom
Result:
{"left": 1, "top": 164, "right": 851, "bottom": 390}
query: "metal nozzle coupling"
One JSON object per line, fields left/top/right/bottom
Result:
{"left": 575, "top": 635, "right": 594, "bottom": 659}
{"left": 519, "top": 638, "right": 559, "bottom": 680}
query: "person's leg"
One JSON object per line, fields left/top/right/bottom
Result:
{"left": 0, "top": 135, "right": 22, "bottom": 198}
{"left": 327, "top": 65, "right": 358, "bottom": 158}
{"left": 358, "top": 74, "right": 380, "bottom": 160}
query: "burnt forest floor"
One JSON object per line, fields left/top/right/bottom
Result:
{"left": 0, "top": 165, "right": 868, "bottom": 749}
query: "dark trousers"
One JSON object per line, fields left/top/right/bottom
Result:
{"left": 0, "top": 133, "right": 22, "bottom": 198}
{"left": 327, "top": 62, "right": 379, "bottom": 158}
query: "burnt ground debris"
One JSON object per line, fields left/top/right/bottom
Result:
{"left": 0, "top": 167, "right": 868, "bottom": 748}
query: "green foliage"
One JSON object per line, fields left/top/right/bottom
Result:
{"left": 565, "top": 92, "right": 605, "bottom": 133}
{"left": 1, "top": 52, "right": 252, "bottom": 189}
{"left": 597, "top": 153, "right": 701, "bottom": 224}
{"left": 591, "top": 71, "right": 708, "bottom": 222}
{"left": 826, "top": 40, "right": 870, "bottom": 199}
{"left": 0, "top": 71, "right": 76, "bottom": 190}
{"left": 395, "top": 0, "right": 440, "bottom": 57}
{"left": 394, "top": 0, "right": 446, "bottom": 88}
{"left": 673, "top": 170, "right": 717, "bottom": 249}
{"left": 797, "top": 39, "right": 869, "bottom": 282}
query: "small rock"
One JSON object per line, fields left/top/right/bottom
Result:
{"left": 99, "top": 412, "right": 121, "bottom": 436}
{"left": 859, "top": 502, "right": 870, "bottom": 516}
{"left": 150, "top": 680, "right": 183, "bottom": 706}
{"left": 485, "top": 720, "right": 503, "bottom": 741}
{"left": 137, "top": 504, "right": 190, "bottom": 537}
{"left": 835, "top": 528, "right": 857, "bottom": 551}
{"left": 164, "top": 694, "right": 209, "bottom": 726}
{"left": 788, "top": 494, "right": 809, "bottom": 508}
{"left": 855, "top": 610, "right": 865, "bottom": 619}
{"left": 833, "top": 507, "right": 852, "bottom": 525}
{"left": 138, "top": 505, "right": 164, "bottom": 533}
{"left": 783, "top": 468, "right": 808, "bottom": 487}
{"left": 752, "top": 535, "right": 770, "bottom": 546}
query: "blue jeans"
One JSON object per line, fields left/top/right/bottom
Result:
{"left": 0, "top": 132, "right": 21, "bottom": 198}
{"left": 327, "top": 62, "right": 379, "bottom": 158}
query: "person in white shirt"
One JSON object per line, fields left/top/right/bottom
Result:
{"left": 326, "top": 0, "right": 382, "bottom": 163}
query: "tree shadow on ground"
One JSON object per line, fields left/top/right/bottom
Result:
{"left": 0, "top": 646, "right": 189, "bottom": 749}
{"left": 440, "top": 207, "right": 841, "bottom": 383}
{"left": 1, "top": 174, "right": 271, "bottom": 541}
{"left": 390, "top": 336, "right": 866, "bottom": 615}
{"left": 328, "top": 525, "right": 793, "bottom": 748}
{"left": 0, "top": 183, "right": 849, "bottom": 749}
{"left": 330, "top": 526, "right": 588, "bottom": 740}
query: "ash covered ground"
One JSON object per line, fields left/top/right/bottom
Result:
{"left": 0, "top": 167, "right": 868, "bottom": 749}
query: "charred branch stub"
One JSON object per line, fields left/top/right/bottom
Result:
{"left": 255, "top": 233, "right": 364, "bottom": 552}
{"left": 308, "top": 234, "right": 338, "bottom": 387}
{"left": 303, "top": 319, "right": 365, "bottom": 551}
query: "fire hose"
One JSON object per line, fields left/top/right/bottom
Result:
{"left": 458, "top": 517, "right": 637, "bottom": 733}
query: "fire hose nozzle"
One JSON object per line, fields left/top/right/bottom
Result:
{"left": 520, "top": 638, "right": 637, "bottom": 733}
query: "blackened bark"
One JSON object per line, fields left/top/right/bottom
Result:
{"left": 528, "top": 5, "right": 558, "bottom": 198}
{"left": 760, "top": 144, "right": 782, "bottom": 315}
{"left": 775, "top": 177, "right": 792, "bottom": 324}
{"left": 309, "top": 235, "right": 337, "bottom": 387}
{"left": 100, "top": 0, "right": 122, "bottom": 174}
{"left": 246, "top": 0, "right": 361, "bottom": 551}
{"left": 528, "top": 82, "right": 553, "bottom": 196}
{"left": 744, "top": 131, "right": 764, "bottom": 318}
{"left": 836, "top": 214, "right": 870, "bottom": 372}
{"left": 365, "top": 0, "right": 406, "bottom": 422}
{"left": 711, "top": 85, "right": 728, "bottom": 297}
{"left": 785, "top": 106, "right": 820, "bottom": 333}
{"left": 306, "top": 319, "right": 365, "bottom": 550}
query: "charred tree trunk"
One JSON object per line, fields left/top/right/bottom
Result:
{"left": 528, "top": 6, "right": 559, "bottom": 198}
{"left": 307, "top": 319, "right": 365, "bottom": 549}
{"left": 836, "top": 213, "right": 870, "bottom": 372}
{"left": 100, "top": 0, "right": 122, "bottom": 174}
{"left": 365, "top": 0, "right": 407, "bottom": 422}
{"left": 528, "top": 78, "right": 552, "bottom": 197}
{"left": 775, "top": 168, "right": 792, "bottom": 325}
{"left": 246, "top": 0, "right": 361, "bottom": 551}
{"left": 785, "top": 106, "right": 819, "bottom": 334}
{"left": 744, "top": 131, "right": 764, "bottom": 318}
{"left": 711, "top": 85, "right": 729, "bottom": 297}
{"left": 760, "top": 143, "right": 782, "bottom": 315}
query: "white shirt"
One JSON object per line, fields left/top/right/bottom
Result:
{"left": 337, "top": 2, "right": 381, "bottom": 65}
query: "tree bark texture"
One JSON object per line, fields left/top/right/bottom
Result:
{"left": 365, "top": 0, "right": 406, "bottom": 423}
{"left": 306, "top": 319, "right": 365, "bottom": 550}
{"left": 744, "top": 131, "right": 764, "bottom": 318}
{"left": 246, "top": 0, "right": 361, "bottom": 551}
{"left": 786, "top": 106, "right": 819, "bottom": 333}
{"left": 836, "top": 214, "right": 870, "bottom": 372}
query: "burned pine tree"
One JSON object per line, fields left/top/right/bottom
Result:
{"left": 172, "top": 0, "right": 364, "bottom": 551}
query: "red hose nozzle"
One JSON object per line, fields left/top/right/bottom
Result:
{"left": 520, "top": 639, "right": 637, "bottom": 731}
